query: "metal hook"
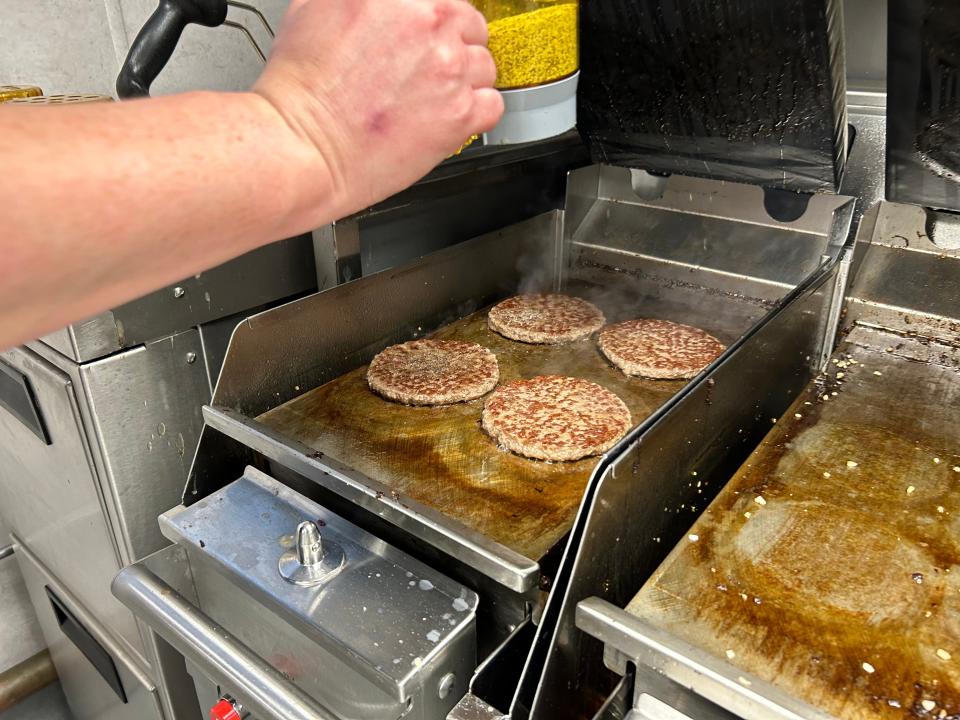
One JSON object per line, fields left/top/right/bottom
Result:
{"left": 226, "top": 0, "right": 276, "bottom": 37}
{"left": 223, "top": 20, "right": 267, "bottom": 62}
{"left": 223, "top": 1, "right": 275, "bottom": 64}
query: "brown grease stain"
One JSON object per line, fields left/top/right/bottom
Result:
{"left": 628, "top": 340, "right": 960, "bottom": 719}
{"left": 257, "top": 308, "right": 680, "bottom": 562}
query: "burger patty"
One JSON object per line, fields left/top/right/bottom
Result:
{"left": 599, "top": 319, "right": 725, "bottom": 379}
{"left": 482, "top": 375, "right": 632, "bottom": 461}
{"left": 488, "top": 294, "right": 605, "bottom": 344}
{"left": 367, "top": 339, "right": 499, "bottom": 405}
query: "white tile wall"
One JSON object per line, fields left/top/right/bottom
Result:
{"left": 1, "top": 0, "right": 290, "bottom": 97}
{"left": 0, "top": 0, "right": 119, "bottom": 95}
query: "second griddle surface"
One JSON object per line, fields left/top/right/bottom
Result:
{"left": 257, "top": 307, "right": 683, "bottom": 562}
{"left": 627, "top": 328, "right": 960, "bottom": 719}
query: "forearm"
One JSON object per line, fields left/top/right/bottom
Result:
{"left": 0, "top": 0, "right": 501, "bottom": 351}
{"left": 0, "top": 92, "right": 335, "bottom": 349}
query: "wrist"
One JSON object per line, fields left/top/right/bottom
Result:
{"left": 245, "top": 87, "right": 349, "bottom": 231}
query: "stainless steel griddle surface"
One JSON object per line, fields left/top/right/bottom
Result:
{"left": 626, "top": 325, "right": 960, "bottom": 719}
{"left": 256, "top": 302, "right": 726, "bottom": 563}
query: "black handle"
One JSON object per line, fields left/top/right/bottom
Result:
{"left": 46, "top": 587, "right": 128, "bottom": 703}
{"left": 117, "top": 0, "right": 228, "bottom": 98}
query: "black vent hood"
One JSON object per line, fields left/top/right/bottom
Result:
{"left": 577, "top": 0, "right": 848, "bottom": 194}
{"left": 888, "top": 0, "right": 960, "bottom": 212}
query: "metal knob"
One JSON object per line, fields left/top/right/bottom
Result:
{"left": 278, "top": 520, "right": 345, "bottom": 587}
{"left": 296, "top": 521, "right": 323, "bottom": 565}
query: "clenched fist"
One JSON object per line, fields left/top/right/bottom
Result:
{"left": 255, "top": 0, "right": 503, "bottom": 214}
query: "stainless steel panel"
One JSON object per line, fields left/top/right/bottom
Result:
{"left": 514, "top": 253, "right": 852, "bottom": 720}
{"left": 592, "top": 166, "right": 852, "bottom": 254}
{"left": 0, "top": 346, "right": 146, "bottom": 665}
{"left": 37, "top": 236, "right": 316, "bottom": 363}
{"left": 844, "top": 0, "right": 887, "bottom": 94}
{"left": 114, "top": 555, "right": 338, "bottom": 720}
{"left": 447, "top": 693, "right": 507, "bottom": 720}
{"left": 575, "top": 599, "right": 829, "bottom": 720}
{"left": 354, "top": 133, "right": 587, "bottom": 278}
{"left": 161, "top": 468, "right": 477, "bottom": 719}
{"left": 38, "top": 313, "right": 124, "bottom": 364}
{"left": 15, "top": 541, "right": 162, "bottom": 720}
{"left": 840, "top": 112, "right": 886, "bottom": 236}
{"left": 845, "top": 201, "right": 960, "bottom": 346}
{"left": 118, "top": 468, "right": 481, "bottom": 720}
{"left": 78, "top": 329, "right": 210, "bottom": 564}
{"left": 205, "top": 211, "right": 560, "bottom": 420}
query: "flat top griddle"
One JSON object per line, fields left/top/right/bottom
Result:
{"left": 257, "top": 304, "right": 710, "bottom": 563}
{"left": 626, "top": 326, "right": 960, "bottom": 719}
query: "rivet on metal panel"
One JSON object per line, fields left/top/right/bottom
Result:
{"left": 437, "top": 673, "right": 457, "bottom": 700}
{"left": 173, "top": 286, "right": 186, "bottom": 298}
{"left": 186, "top": 352, "right": 198, "bottom": 364}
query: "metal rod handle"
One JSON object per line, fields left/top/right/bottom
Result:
{"left": 112, "top": 564, "right": 336, "bottom": 720}
{"left": 224, "top": 0, "right": 275, "bottom": 64}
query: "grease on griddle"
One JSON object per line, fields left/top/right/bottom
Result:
{"left": 628, "top": 340, "right": 960, "bottom": 718}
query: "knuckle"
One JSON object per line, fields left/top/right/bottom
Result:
{"left": 429, "top": 0, "right": 454, "bottom": 30}
{"left": 435, "top": 44, "right": 466, "bottom": 77}
{"left": 481, "top": 49, "right": 497, "bottom": 81}
{"left": 408, "top": 1, "right": 436, "bottom": 31}
{"left": 451, "top": 90, "right": 473, "bottom": 120}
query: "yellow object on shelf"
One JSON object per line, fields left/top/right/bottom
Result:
{"left": 478, "top": 2, "right": 578, "bottom": 90}
{"left": 453, "top": 134, "right": 479, "bottom": 156}
{"left": 6, "top": 94, "right": 112, "bottom": 105}
{"left": 0, "top": 85, "right": 43, "bottom": 103}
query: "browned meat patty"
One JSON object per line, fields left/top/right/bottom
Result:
{"left": 367, "top": 340, "right": 499, "bottom": 405}
{"left": 482, "top": 375, "right": 632, "bottom": 461}
{"left": 598, "top": 319, "right": 725, "bottom": 379}
{"left": 488, "top": 294, "right": 605, "bottom": 344}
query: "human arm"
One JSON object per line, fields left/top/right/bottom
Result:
{"left": 0, "top": 0, "right": 501, "bottom": 350}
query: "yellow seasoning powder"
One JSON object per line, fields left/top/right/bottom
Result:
{"left": 450, "top": 134, "right": 479, "bottom": 157}
{"left": 487, "top": 4, "right": 578, "bottom": 89}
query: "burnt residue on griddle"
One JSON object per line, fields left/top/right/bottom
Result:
{"left": 629, "top": 339, "right": 960, "bottom": 718}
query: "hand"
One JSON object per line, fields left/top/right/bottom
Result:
{"left": 254, "top": 0, "right": 503, "bottom": 215}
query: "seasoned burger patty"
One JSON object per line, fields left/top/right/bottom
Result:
{"left": 599, "top": 319, "right": 725, "bottom": 379}
{"left": 482, "top": 375, "right": 632, "bottom": 461}
{"left": 367, "top": 340, "right": 499, "bottom": 405}
{"left": 488, "top": 294, "right": 605, "bottom": 344}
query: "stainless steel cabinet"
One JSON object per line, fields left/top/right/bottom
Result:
{"left": 0, "top": 335, "right": 212, "bottom": 720}
{"left": 0, "top": 346, "right": 145, "bottom": 662}
{"left": 16, "top": 542, "right": 163, "bottom": 720}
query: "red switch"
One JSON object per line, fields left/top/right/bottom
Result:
{"left": 210, "top": 698, "right": 241, "bottom": 720}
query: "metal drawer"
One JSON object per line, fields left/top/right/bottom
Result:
{"left": 0, "top": 346, "right": 145, "bottom": 664}
{"left": 15, "top": 541, "right": 163, "bottom": 720}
